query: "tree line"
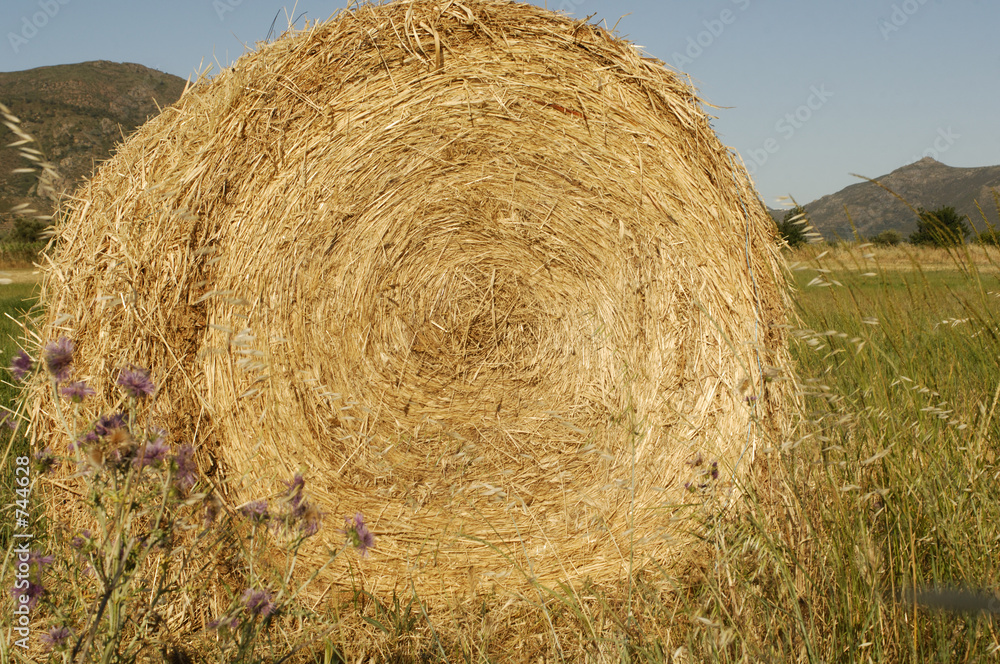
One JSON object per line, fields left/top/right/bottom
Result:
{"left": 775, "top": 205, "right": 1000, "bottom": 248}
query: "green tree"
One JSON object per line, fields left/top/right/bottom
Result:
{"left": 775, "top": 206, "right": 809, "bottom": 248}
{"left": 9, "top": 216, "right": 48, "bottom": 243}
{"left": 870, "top": 229, "right": 902, "bottom": 246}
{"left": 974, "top": 225, "right": 1000, "bottom": 246}
{"left": 908, "top": 206, "right": 970, "bottom": 247}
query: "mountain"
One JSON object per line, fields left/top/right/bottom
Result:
{"left": 3, "top": 62, "right": 997, "bottom": 245}
{"left": 769, "top": 158, "right": 1000, "bottom": 241}
{"left": 0, "top": 61, "right": 186, "bottom": 227}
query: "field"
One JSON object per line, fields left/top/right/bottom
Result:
{"left": 1, "top": 245, "right": 998, "bottom": 662}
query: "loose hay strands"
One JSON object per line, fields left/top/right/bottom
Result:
{"left": 29, "top": 0, "right": 791, "bottom": 601}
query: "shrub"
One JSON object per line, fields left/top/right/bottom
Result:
{"left": 0, "top": 240, "right": 46, "bottom": 267}
{"left": 974, "top": 226, "right": 1000, "bottom": 246}
{"left": 9, "top": 216, "right": 49, "bottom": 243}
{"left": 775, "top": 205, "right": 809, "bottom": 248}
{"left": 908, "top": 206, "right": 970, "bottom": 247}
{"left": 870, "top": 229, "right": 902, "bottom": 246}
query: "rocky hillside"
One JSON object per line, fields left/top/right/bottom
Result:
{"left": 0, "top": 61, "right": 186, "bottom": 228}
{"left": 770, "top": 158, "right": 1000, "bottom": 241}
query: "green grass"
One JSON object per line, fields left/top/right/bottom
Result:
{"left": 0, "top": 241, "right": 45, "bottom": 268}
{"left": 683, "top": 250, "right": 1000, "bottom": 661}
{"left": 790, "top": 265, "right": 1000, "bottom": 414}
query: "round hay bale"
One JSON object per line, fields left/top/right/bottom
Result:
{"left": 31, "top": 0, "right": 790, "bottom": 598}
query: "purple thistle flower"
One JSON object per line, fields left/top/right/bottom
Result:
{"left": 26, "top": 551, "right": 55, "bottom": 574}
{"left": 59, "top": 380, "right": 95, "bottom": 403}
{"left": 11, "top": 580, "right": 45, "bottom": 610}
{"left": 279, "top": 473, "right": 309, "bottom": 523}
{"left": 283, "top": 473, "right": 305, "bottom": 511}
{"left": 172, "top": 445, "right": 198, "bottom": 491}
{"left": 208, "top": 614, "right": 240, "bottom": 632}
{"left": 9, "top": 349, "right": 33, "bottom": 381}
{"left": 101, "top": 426, "right": 137, "bottom": 468}
{"left": 70, "top": 530, "right": 92, "bottom": 550}
{"left": 284, "top": 474, "right": 305, "bottom": 494}
{"left": 117, "top": 366, "right": 155, "bottom": 399}
{"left": 265, "top": 473, "right": 324, "bottom": 539}
{"left": 300, "top": 503, "right": 323, "bottom": 537}
{"left": 241, "top": 588, "right": 276, "bottom": 618}
{"left": 96, "top": 412, "right": 127, "bottom": 436}
{"left": 33, "top": 447, "right": 57, "bottom": 474}
{"left": 80, "top": 413, "right": 127, "bottom": 448}
{"left": 344, "top": 512, "right": 375, "bottom": 556}
{"left": 74, "top": 412, "right": 130, "bottom": 455}
{"left": 134, "top": 438, "right": 170, "bottom": 469}
{"left": 41, "top": 626, "right": 72, "bottom": 651}
{"left": 43, "top": 337, "right": 74, "bottom": 383}
{"left": 239, "top": 500, "right": 269, "bottom": 524}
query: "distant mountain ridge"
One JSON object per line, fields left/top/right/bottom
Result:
{"left": 769, "top": 158, "right": 1000, "bottom": 241}
{"left": 1, "top": 62, "right": 997, "bottom": 244}
{"left": 0, "top": 61, "right": 186, "bottom": 226}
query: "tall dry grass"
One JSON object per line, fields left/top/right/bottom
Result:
{"left": 790, "top": 242, "right": 1000, "bottom": 271}
{"left": 2, "top": 243, "right": 997, "bottom": 662}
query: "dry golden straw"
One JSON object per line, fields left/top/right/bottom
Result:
{"left": 30, "top": 0, "right": 791, "bottom": 600}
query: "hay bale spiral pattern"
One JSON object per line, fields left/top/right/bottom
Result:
{"left": 32, "top": 0, "right": 790, "bottom": 596}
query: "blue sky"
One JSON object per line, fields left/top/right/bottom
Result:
{"left": 1, "top": 0, "right": 997, "bottom": 206}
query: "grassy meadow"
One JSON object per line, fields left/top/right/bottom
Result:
{"left": 0, "top": 244, "right": 998, "bottom": 662}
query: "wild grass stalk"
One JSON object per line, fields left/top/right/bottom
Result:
{"left": 675, "top": 244, "right": 1000, "bottom": 662}
{"left": 0, "top": 336, "right": 370, "bottom": 663}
